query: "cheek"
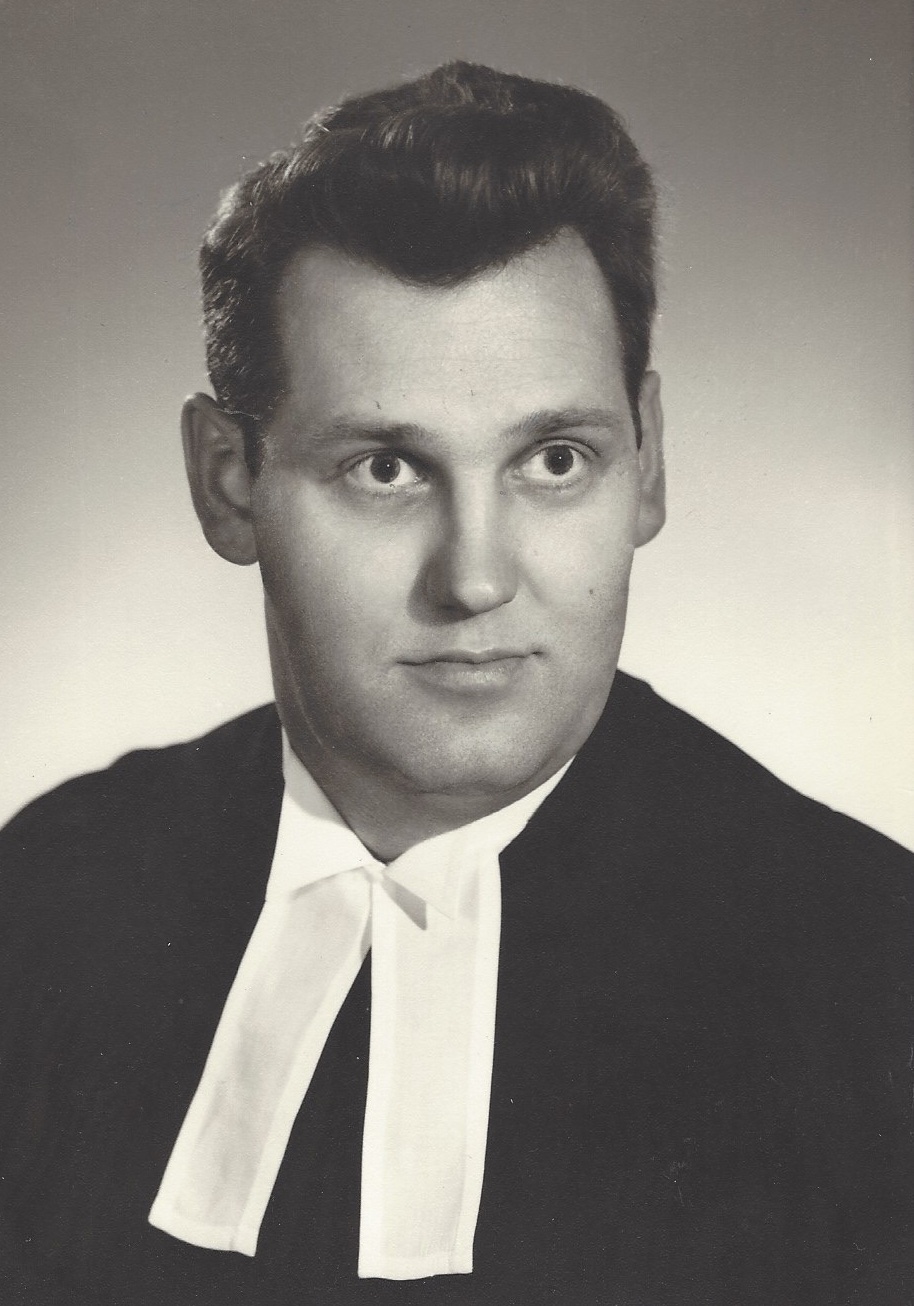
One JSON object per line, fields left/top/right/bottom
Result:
{"left": 528, "top": 519, "right": 634, "bottom": 618}
{"left": 260, "top": 514, "right": 416, "bottom": 660}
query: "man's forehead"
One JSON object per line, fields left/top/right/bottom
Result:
{"left": 276, "top": 230, "right": 614, "bottom": 335}
{"left": 261, "top": 234, "right": 632, "bottom": 460}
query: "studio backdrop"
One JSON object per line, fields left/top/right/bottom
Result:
{"left": 1, "top": 0, "right": 911, "bottom": 849}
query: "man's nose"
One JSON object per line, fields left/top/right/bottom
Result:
{"left": 424, "top": 485, "right": 518, "bottom": 616}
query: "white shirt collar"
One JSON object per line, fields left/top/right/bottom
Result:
{"left": 269, "top": 731, "right": 571, "bottom": 918}
{"left": 150, "top": 731, "right": 573, "bottom": 1278}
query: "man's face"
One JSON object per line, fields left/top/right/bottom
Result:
{"left": 249, "top": 231, "right": 663, "bottom": 806}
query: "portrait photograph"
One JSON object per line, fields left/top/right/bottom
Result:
{"left": 1, "top": 1, "right": 912, "bottom": 1302}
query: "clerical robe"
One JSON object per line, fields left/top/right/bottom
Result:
{"left": 1, "top": 672, "right": 912, "bottom": 1304}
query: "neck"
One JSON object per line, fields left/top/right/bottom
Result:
{"left": 277, "top": 711, "right": 546, "bottom": 863}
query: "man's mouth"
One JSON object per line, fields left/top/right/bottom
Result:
{"left": 402, "top": 649, "right": 538, "bottom": 692}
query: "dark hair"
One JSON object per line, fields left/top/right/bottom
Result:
{"left": 201, "top": 61, "right": 657, "bottom": 470}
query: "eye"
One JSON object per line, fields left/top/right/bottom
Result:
{"left": 346, "top": 451, "right": 424, "bottom": 493}
{"left": 519, "top": 443, "right": 589, "bottom": 486}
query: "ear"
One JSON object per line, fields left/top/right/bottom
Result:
{"left": 181, "top": 394, "right": 258, "bottom": 565}
{"left": 634, "top": 370, "right": 666, "bottom": 547}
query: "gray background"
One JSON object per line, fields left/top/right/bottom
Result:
{"left": 1, "top": 0, "right": 912, "bottom": 848}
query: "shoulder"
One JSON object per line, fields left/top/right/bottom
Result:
{"left": 0, "top": 704, "right": 281, "bottom": 929}
{"left": 2, "top": 702, "right": 278, "bottom": 839}
{"left": 0, "top": 704, "right": 284, "bottom": 1097}
{"left": 575, "top": 671, "right": 914, "bottom": 968}
{"left": 605, "top": 669, "right": 913, "bottom": 867}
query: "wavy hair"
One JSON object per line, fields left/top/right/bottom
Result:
{"left": 200, "top": 61, "right": 657, "bottom": 469}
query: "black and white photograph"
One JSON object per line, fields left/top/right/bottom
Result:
{"left": 1, "top": 2, "right": 912, "bottom": 1302}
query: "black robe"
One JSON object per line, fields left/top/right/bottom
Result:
{"left": 2, "top": 672, "right": 913, "bottom": 1304}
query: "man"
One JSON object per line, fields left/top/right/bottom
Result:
{"left": 1, "top": 61, "right": 912, "bottom": 1305}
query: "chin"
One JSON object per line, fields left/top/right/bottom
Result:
{"left": 385, "top": 729, "right": 564, "bottom": 803}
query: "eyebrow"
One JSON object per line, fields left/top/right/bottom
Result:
{"left": 298, "top": 407, "right": 629, "bottom": 449}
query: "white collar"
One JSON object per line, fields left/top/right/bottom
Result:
{"left": 150, "top": 734, "right": 571, "bottom": 1279}
{"left": 269, "top": 731, "right": 570, "bottom": 917}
